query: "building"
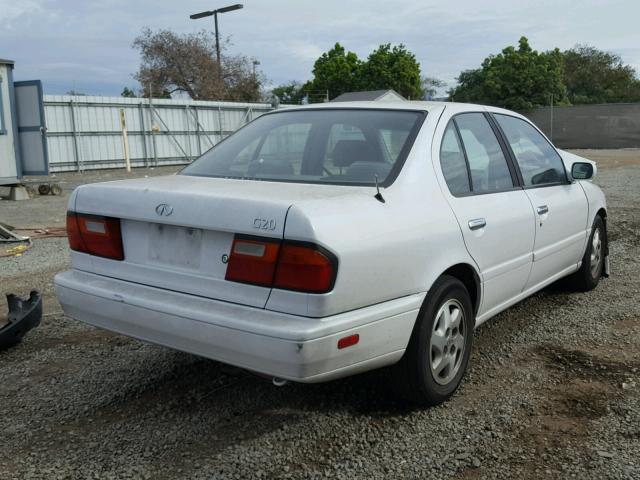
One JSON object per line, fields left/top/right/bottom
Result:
{"left": 331, "top": 89, "right": 406, "bottom": 103}
{"left": 0, "top": 58, "right": 48, "bottom": 186}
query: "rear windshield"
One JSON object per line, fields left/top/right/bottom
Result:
{"left": 181, "top": 108, "right": 425, "bottom": 186}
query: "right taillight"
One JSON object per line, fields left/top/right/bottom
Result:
{"left": 224, "top": 236, "right": 337, "bottom": 293}
{"left": 273, "top": 243, "right": 336, "bottom": 293}
{"left": 66, "top": 212, "right": 124, "bottom": 260}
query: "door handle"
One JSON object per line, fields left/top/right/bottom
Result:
{"left": 468, "top": 218, "right": 486, "bottom": 230}
{"left": 537, "top": 205, "right": 549, "bottom": 215}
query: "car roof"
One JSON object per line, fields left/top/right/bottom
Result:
{"left": 281, "top": 100, "right": 440, "bottom": 112}
{"left": 278, "top": 100, "right": 519, "bottom": 116}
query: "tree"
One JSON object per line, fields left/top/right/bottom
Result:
{"left": 449, "top": 37, "right": 566, "bottom": 110}
{"left": 303, "top": 43, "right": 362, "bottom": 101}
{"left": 359, "top": 44, "right": 424, "bottom": 99}
{"left": 272, "top": 81, "right": 305, "bottom": 104}
{"left": 422, "top": 77, "right": 446, "bottom": 100}
{"left": 121, "top": 87, "right": 137, "bottom": 98}
{"left": 562, "top": 45, "right": 640, "bottom": 104}
{"left": 132, "top": 28, "right": 262, "bottom": 101}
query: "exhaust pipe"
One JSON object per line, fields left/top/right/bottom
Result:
{"left": 272, "top": 377, "right": 289, "bottom": 387}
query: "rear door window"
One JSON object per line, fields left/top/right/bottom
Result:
{"left": 494, "top": 114, "right": 567, "bottom": 186}
{"left": 439, "top": 122, "right": 471, "bottom": 195}
{"left": 454, "top": 113, "right": 514, "bottom": 193}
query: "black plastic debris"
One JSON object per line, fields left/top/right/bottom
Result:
{"left": 0, "top": 223, "right": 30, "bottom": 243}
{"left": 0, "top": 291, "right": 43, "bottom": 350}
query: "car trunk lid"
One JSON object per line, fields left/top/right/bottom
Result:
{"left": 72, "top": 175, "right": 358, "bottom": 308}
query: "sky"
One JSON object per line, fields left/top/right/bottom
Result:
{"left": 1, "top": 0, "right": 639, "bottom": 97}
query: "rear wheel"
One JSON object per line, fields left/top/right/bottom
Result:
{"left": 566, "top": 215, "right": 606, "bottom": 291}
{"left": 390, "top": 275, "right": 474, "bottom": 406}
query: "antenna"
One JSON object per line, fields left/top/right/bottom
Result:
{"left": 374, "top": 175, "right": 385, "bottom": 203}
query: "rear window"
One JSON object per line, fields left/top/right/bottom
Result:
{"left": 181, "top": 109, "right": 425, "bottom": 186}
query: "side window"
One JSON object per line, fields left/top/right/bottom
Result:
{"left": 494, "top": 114, "right": 567, "bottom": 186}
{"left": 454, "top": 113, "right": 514, "bottom": 193}
{"left": 439, "top": 122, "right": 470, "bottom": 195}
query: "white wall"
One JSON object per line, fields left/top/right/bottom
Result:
{"left": 44, "top": 95, "right": 277, "bottom": 172}
{"left": 0, "top": 64, "right": 18, "bottom": 181}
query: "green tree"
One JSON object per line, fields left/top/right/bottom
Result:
{"left": 272, "top": 81, "right": 305, "bottom": 104}
{"left": 449, "top": 37, "right": 566, "bottom": 110}
{"left": 562, "top": 45, "right": 640, "bottom": 104}
{"left": 121, "top": 87, "right": 137, "bottom": 98}
{"left": 304, "top": 43, "right": 362, "bottom": 101}
{"left": 359, "top": 44, "right": 424, "bottom": 99}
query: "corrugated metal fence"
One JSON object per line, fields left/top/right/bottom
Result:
{"left": 524, "top": 103, "right": 640, "bottom": 149}
{"left": 44, "top": 95, "right": 276, "bottom": 172}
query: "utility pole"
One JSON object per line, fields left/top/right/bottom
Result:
{"left": 190, "top": 4, "right": 244, "bottom": 74}
{"left": 214, "top": 11, "right": 221, "bottom": 68}
{"left": 549, "top": 93, "right": 554, "bottom": 141}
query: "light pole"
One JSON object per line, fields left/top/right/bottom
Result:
{"left": 190, "top": 4, "right": 243, "bottom": 71}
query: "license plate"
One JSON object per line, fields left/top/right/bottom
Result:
{"left": 148, "top": 224, "right": 203, "bottom": 270}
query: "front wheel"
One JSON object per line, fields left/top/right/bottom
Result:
{"left": 390, "top": 275, "right": 474, "bottom": 406}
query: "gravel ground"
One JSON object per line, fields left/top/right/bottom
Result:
{"left": 1, "top": 152, "right": 639, "bottom": 479}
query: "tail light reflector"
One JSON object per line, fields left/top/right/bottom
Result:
{"left": 66, "top": 212, "right": 124, "bottom": 260}
{"left": 225, "top": 236, "right": 337, "bottom": 293}
{"left": 337, "top": 334, "right": 359, "bottom": 349}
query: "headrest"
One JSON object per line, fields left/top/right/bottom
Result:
{"left": 332, "top": 140, "right": 376, "bottom": 167}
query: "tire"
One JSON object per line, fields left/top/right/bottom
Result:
{"left": 390, "top": 275, "right": 474, "bottom": 406}
{"left": 566, "top": 215, "right": 606, "bottom": 292}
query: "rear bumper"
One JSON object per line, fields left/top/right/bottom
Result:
{"left": 54, "top": 270, "right": 422, "bottom": 383}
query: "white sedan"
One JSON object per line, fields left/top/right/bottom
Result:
{"left": 55, "top": 101, "right": 608, "bottom": 405}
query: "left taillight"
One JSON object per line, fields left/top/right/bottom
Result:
{"left": 224, "top": 236, "right": 281, "bottom": 287}
{"left": 66, "top": 212, "right": 124, "bottom": 260}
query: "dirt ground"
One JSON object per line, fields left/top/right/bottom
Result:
{"left": 1, "top": 150, "right": 639, "bottom": 479}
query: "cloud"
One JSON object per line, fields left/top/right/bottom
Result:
{"left": 283, "top": 42, "right": 325, "bottom": 62}
{"left": 0, "top": 0, "right": 46, "bottom": 29}
{"left": 1, "top": 0, "right": 639, "bottom": 95}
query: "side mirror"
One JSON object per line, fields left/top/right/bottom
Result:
{"left": 571, "top": 162, "right": 594, "bottom": 180}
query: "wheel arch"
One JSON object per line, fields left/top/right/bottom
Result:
{"left": 596, "top": 207, "right": 609, "bottom": 258}
{"left": 440, "top": 263, "right": 481, "bottom": 317}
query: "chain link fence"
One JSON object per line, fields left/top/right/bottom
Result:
{"left": 524, "top": 103, "right": 640, "bottom": 149}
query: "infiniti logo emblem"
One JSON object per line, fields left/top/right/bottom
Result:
{"left": 155, "top": 203, "right": 173, "bottom": 217}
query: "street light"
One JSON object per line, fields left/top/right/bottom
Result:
{"left": 190, "top": 4, "right": 243, "bottom": 70}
